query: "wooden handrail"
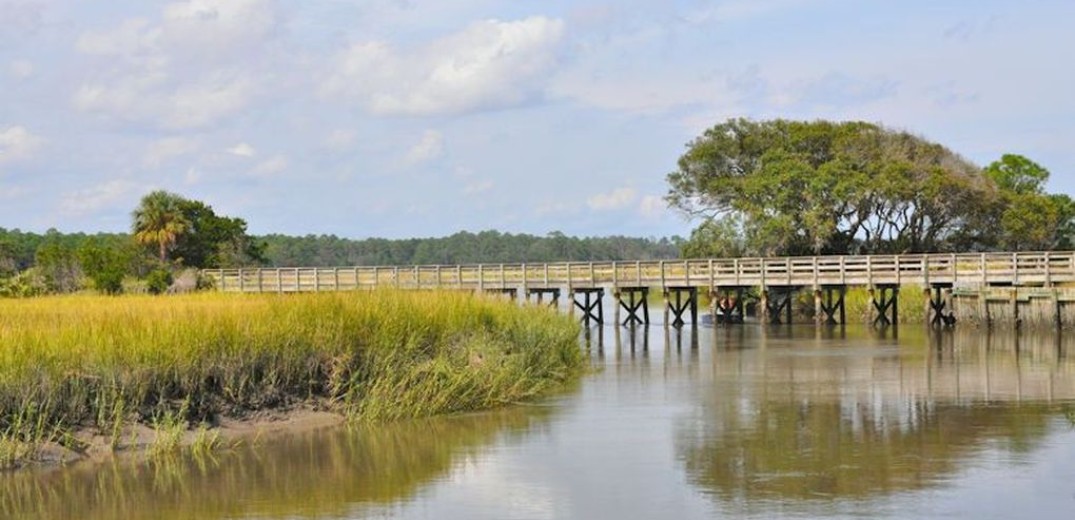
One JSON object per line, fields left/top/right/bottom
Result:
{"left": 202, "top": 252, "right": 1075, "bottom": 293}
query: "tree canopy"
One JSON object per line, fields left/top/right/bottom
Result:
{"left": 132, "top": 190, "right": 190, "bottom": 263}
{"left": 668, "top": 119, "right": 1073, "bottom": 256}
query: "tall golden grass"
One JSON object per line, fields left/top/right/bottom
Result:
{"left": 0, "top": 291, "right": 583, "bottom": 468}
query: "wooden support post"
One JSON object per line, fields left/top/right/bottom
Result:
{"left": 614, "top": 289, "right": 621, "bottom": 324}
{"left": 526, "top": 287, "right": 560, "bottom": 307}
{"left": 815, "top": 285, "right": 846, "bottom": 325}
{"left": 713, "top": 286, "right": 746, "bottom": 325}
{"left": 764, "top": 287, "right": 795, "bottom": 324}
{"left": 573, "top": 288, "right": 604, "bottom": 325}
{"left": 928, "top": 284, "right": 956, "bottom": 327}
{"left": 617, "top": 286, "right": 650, "bottom": 326}
{"left": 872, "top": 284, "right": 900, "bottom": 327}
{"left": 665, "top": 286, "right": 698, "bottom": 327}
{"left": 814, "top": 288, "right": 822, "bottom": 325}
{"left": 485, "top": 287, "right": 518, "bottom": 300}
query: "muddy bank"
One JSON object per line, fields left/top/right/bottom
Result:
{"left": 35, "top": 404, "right": 347, "bottom": 468}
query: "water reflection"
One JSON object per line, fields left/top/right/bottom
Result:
{"left": 6, "top": 325, "right": 1075, "bottom": 520}
{"left": 674, "top": 325, "right": 1075, "bottom": 508}
{"left": 0, "top": 407, "right": 554, "bottom": 520}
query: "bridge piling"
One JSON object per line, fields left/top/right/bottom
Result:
{"left": 765, "top": 287, "right": 796, "bottom": 325}
{"left": 815, "top": 285, "right": 846, "bottom": 325}
{"left": 616, "top": 286, "right": 649, "bottom": 326}
{"left": 712, "top": 286, "right": 746, "bottom": 324}
{"left": 665, "top": 286, "right": 698, "bottom": 327}
{"left": 929, "top": 284, "right": 956, "bottom": 327}
{"left": 527, "top": 287, "right": 560, "bottom": 307}
{"left": 871, "top": 285, "right": 899, "bottom": 327}
{"left": 573, "top": 288, "right": 604, "bottom": 325}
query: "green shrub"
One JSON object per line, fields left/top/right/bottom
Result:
{"left": 145, "top": 269, "right": 174, "bottom": 294}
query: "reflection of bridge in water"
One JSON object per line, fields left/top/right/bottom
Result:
{"left": 584, "top": 325, "right": 1075, "bottom": 403}
{"left": 585, "top": 324, "right": 1075, "bottom": 505}
{"left": 203, "top": 252, "right": 1075, "bottom": 328}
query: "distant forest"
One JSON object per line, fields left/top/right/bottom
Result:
{"left": 259, "top": 231, "right": 682, "bottom": 267}
{"left": 1, "top": 228, "right": 683, "bottom": 272}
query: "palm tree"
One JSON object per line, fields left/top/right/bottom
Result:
{"left": 132, "top": 191, "right": 190, "bottom": 263}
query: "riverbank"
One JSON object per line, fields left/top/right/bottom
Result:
{"left": 0, "top": 291, "right": 583, "bottom": 469}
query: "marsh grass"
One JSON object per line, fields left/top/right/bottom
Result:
{"left": 0, "top": 291, "right": 582, "bottom": 468}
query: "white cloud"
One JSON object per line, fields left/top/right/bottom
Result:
{"left": 160, "top": 0, "right": 278, "bottom": 59}
{"left": 7, "top": 59, "right": 33, "bottom": 79}
{"left": 70, "top": 0, "right": 278, "bottom": 129}
{"left": 184, "top": 166, "right": 202, "bottom": 185}
{"left": 58, "top": 180, "right": 138, "bottom": 217}
{"left": 324, "top": 129, "right": 357, "bottom": 151}
{"left": 143, "top": 137, "right": 198, "bottom": 168}
{"left": 0, "top": 1, "right": 45, "bottom": 45}
{"left": 684, "top": 0, "right": 816, "bottom": 25}
{"left": 0, "top": 125, "right": 44, "bottom": 167}
{"left": 462, "top": 179, "right": 493, "bottom": 195}
{"left": 404, "top": 130, "right": 444, "bottom": 166}
{"left": 323, "top": 16, "right": 565, "bottom": 116}
{"left": 76, "top": 18, "right": 157, "bottom": 56}
{"left": 587, "top": 186, "right": 637, "bottom": 211}
{"left": 251, "top": 154, "right": 288, "bottom": 177}
{"left": 227, "top": 142, "right": 256, "bottom": 157}
{"left": 167, "top": 76, "right": 253, "bottom": 129}
{"left": 638, "top": 195, "right": 667, "bottom": 219}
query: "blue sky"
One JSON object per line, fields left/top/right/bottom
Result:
{"left": 1, "top": 0, "right": 1072, "bottom": 239}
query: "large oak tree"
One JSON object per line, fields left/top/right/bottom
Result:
{"left": 667, "top": 119, "right": 1002, "bottom": 256}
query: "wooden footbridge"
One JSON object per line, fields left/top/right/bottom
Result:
{"left": 202, "top": 252, "right": 1075, "bottom": 327}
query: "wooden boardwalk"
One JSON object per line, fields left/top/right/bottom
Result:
{"left": 202, "top": 252, "right": 1075, "bottom": 293}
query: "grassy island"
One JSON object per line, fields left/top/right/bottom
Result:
{"left": 0, "top": 291, "right": 583, "bottom": 469}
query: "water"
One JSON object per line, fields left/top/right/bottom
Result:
{"left": 6, "top": 325, "right": 1075, "bottom": 519}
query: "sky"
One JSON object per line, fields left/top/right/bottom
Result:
{"left": 1, "top": 0, "right": 1073, "bottom": 240}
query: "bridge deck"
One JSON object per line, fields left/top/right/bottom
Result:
{"left": 201, "top": 252, "right": 1075, "bottom": 293}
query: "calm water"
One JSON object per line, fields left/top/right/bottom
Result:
{"left": 6, "top": 325, "right": 1075, "bottom": 519}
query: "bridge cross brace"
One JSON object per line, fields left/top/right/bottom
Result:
{"left": 664, "top": 286, "right": 698, "bottom": 327}
{"left": 615, "top": 286, "right": 650, "bottom": 326}
{"left": 527, "top": 287, "right": 561, "bottom": 307}
{"left": 484, "top": 287, "right": 518, "bottom": 300}
{"left": 572, "top": 288, "right": 605, "bottom": 325}
{"left": 815, "top": 285, "right": 847, "bottom": 325}
{"left": 871, "top": 285, "right": 899, "bottom": 327}
{"left": 928, "top": 284, "right": 956, "bottom": 327}
{"left": 764, "top": 287, "right": 797, "bottom": 324}
{"left": 711, "top": 286, "right": 747, "bottom": 325}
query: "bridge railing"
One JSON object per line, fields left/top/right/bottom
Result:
{"left": 201, "top": 251, "right": 1075, "bottom": 293}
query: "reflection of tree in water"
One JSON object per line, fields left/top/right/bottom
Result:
{"left": 678, "top": 400, "right": 1054, "bottom": 502}
{"left": 677, "top": 328, "right": 1074, "bottom": 504}
{"left": 0, "top": 407, "right": 553, "bottom": 520}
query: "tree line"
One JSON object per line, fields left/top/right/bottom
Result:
{"left": 668, "top": 119, "right": 1074, "bottom": 258}
{"left": 259, "top": 231, "right": 682, "bottom": 267}
{"left": 0, "top": 191, "right": 264, "bottom": 296}
{"left": 1, "top": 196, "right": 680, "bottom": 296}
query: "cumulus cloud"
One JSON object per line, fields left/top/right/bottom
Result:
{"left": 324, "top": 129, "right": 357, "bottom": 151}
{"left": 227, "top": 142, "right": 256, "bottom": 157}
{"left": 71, "top": 0, "right": 279, "bottom": 129}
{"left": 58, "top": 180, "right": 138, "bottom": 217}
{"left": 587, "top": 186, "right": 637, "bottom": 211}
{"left": 143, "top": 137, "right": 198, "bottom": 168}
{"left": 0, "top": 1, "right": 45, "bottom": 46}
{"left": 251, "top": 154, "right": 288, "bottom": 177}
{"left": 404, "top": 130, "right": 444, "bottom": 166}
{"left": 160, "top": 0, "right": 279, "bottom": 58}
{"left": 638, "top": 195, "right": 667, "bottom": 219}
{"left": 322, "top": 16, "right": 565, "bottom": 116}
{"left": 0, "top": 125, "right": 43, "bottom": 167}
{"left": 462, "top": 179, "right": 493, "bottom": 195}
{"left": 7, "top": 59, "right": 33, "bottom": 79}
